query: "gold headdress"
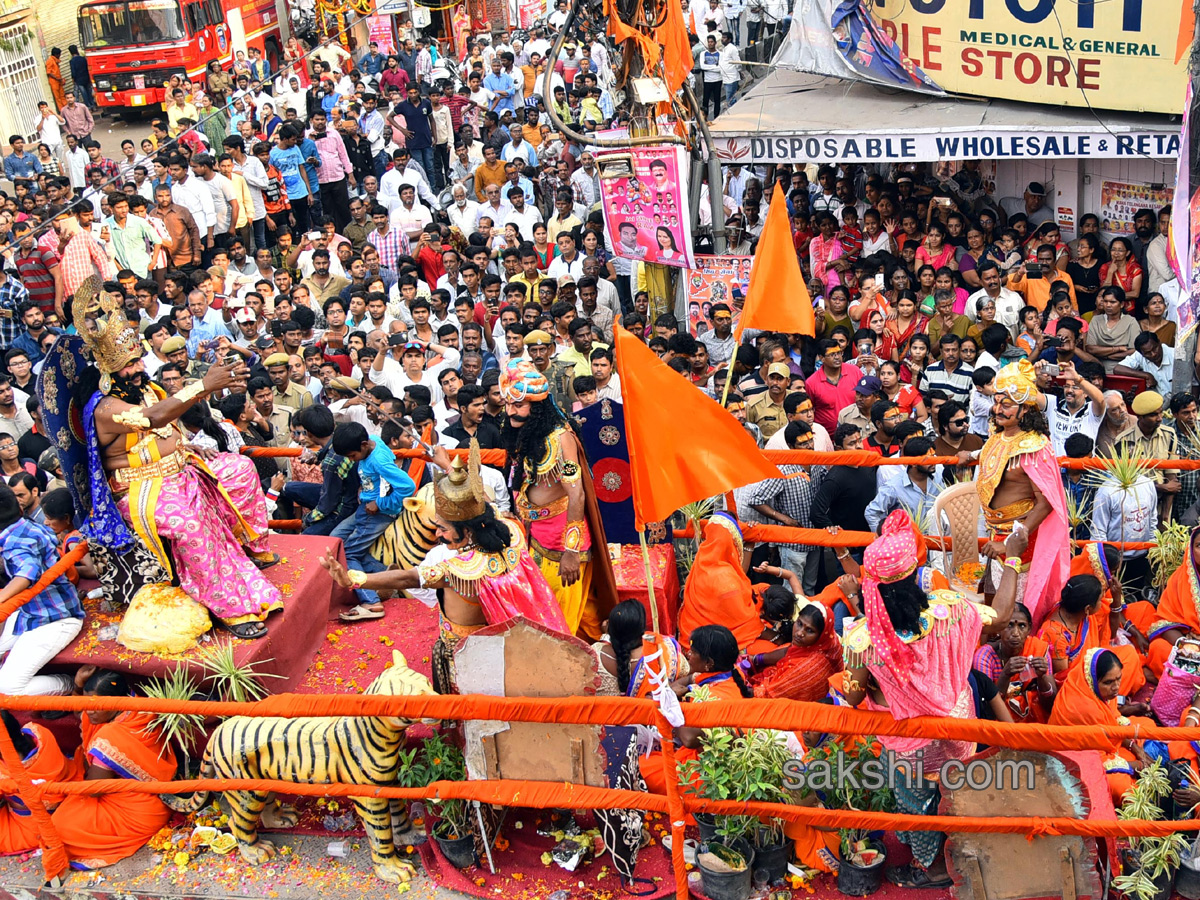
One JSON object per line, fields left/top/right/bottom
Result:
{"left": 994, "top": 359, "right": 1040, "bottom": 407}
{"left": 434, "top": 439, "right": 488, "bottom": 523}
{"left": 71, "top": 276, "right": 143, "bottom": 394}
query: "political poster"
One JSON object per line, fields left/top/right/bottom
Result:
{"left": 685, "top": 256, "right": 752, "bottom": 338}
{"left": 596, "top": 145, "right": 695, "bottom": 270}
{"left": 871, "top": 0, "right": 1191, "bottom": 114}
{"left": 1099, "top": 180, "right": 1174, "bottom": 238}
{"left": 366, "top": 16, "right": 396, "bottom": 54}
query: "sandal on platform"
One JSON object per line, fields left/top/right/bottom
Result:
{"left": 252, "top": 552, "right": 282, "bottom": 570}
{"left": 339, "top": 604, "right": 386, "bottom": 623}
{"left": 219, "top": 620, "right": 269, "bottom": 640}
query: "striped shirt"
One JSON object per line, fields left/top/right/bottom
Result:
{"left": 0, "top": 516, "right": 84, "bottom": 635}
{"left": 13, "top": 246, "right": 59, "bottom": 313}
{"left": 60, "top": 231, "right": 117, "bottom": 300}
{"left": 366, "top": 226, "right": 411, "bottom": 272}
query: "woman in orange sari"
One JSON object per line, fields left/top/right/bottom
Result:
{"left": 678, "top": 513, "right": 759, "bottom": 653}
{"left": 1139, "top": 527, "right": 1200, "bottom": 678}
{"left": 51, "top": 670, "right": 178, "bottom": 869}
{"left": 744, "top": 586, "right": 797, "bottom": 659}
{"left": 592, "top": 600, "right": 688, "bottom": 698}
{"left": 1037, "top": 573, "right": 1147, "bottom": 702}
{"left": 972, "top": 603, "right": 1055, "bottom": 723}
{"left": 1048, "top": 648, "right": 1153, "bottom": 804}
{"left": 639, "top": 625, "right": 752, "bottom": 795}
{"left": 0, "top": 711, "right": 78, "bottom": 854}
{"left": 747, "top": 602, "right": 844, "bottom": 703}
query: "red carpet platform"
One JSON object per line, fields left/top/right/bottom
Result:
{"left": 51, "top": 534, "right": 352, "bottom": 691}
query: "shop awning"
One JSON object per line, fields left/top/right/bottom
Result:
{"left": 709, "top": 70, "right": 1180, "bottom": 164}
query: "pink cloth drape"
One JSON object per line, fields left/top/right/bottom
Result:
{"left": 1020, "top": 443, "right": 1071, "bottom": 627}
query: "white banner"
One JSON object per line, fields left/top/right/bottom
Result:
{"left": 712, "top": 130, "right": 1180, "bottom": 164}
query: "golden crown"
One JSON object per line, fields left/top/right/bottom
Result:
{"left": 71, "top": 276, "right": 144, "bottom": 384}
{"left": 434, "top": 439, "right": 488, "bottom": 523}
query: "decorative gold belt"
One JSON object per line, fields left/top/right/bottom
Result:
{"left": 516, "top": 493, "right": 570, "bottom": 521}
{"left": 108, "top": 450, "right": 187, "bottom": 494}
{"left": 983, "top": 498, "right": 1035, "bottom": 531}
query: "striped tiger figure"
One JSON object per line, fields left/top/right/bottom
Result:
{"left": 166, "top": 652, "right": 435, "bottom": 884}
{"left": 370, "top": 483, "right": 440, "bottom": 570}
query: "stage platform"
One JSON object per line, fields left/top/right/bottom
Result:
{"left": 51, "top": 534, "right": 353, "bottom": 691}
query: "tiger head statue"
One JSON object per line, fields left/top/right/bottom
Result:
{"left": 364, "top": 650, "right": 437, "bottom": 728}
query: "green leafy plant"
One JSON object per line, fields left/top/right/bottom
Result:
{"left": 678, "top": 725, "right": 793, "bottom": 853}
{"left": 677, "top": 498, "right": 718, "bottom": 572}
{"left": 1112, "top": 760, "right": 1191, "bottom": 900}
{"left": 196, "top": 641, "right": 282, "bottom": 702}
{"left": 1149, "top": 521, "right": 1190, "bottom": 590}
{"left": 794, "top": 738, "right": 895, "bottom": 858}
{"left": 397, "top": 731, "right": 471, "bottom": 839}
{"left": 1096, "top": 445, "right": 1157, "bottom": 584}
{"left": 141, "top": 665, "right": 205, "bottom": 759}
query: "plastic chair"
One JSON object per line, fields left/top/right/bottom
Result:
{"left": 931, "top": 481, "right": 984, "bottom": 602}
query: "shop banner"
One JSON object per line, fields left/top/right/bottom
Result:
{"left": 871, "top": 0, "right": 1192, "bottom": 114}
{"left": 597, "top": 145, "right": 695, "bottom": 270}
{"left": 1099, "top": 180, "right": 1174, "bottom": 238}
{"left": 517, "top": 0, "right": 542, "bottom": 28}
{"left": 685, "top": 256, "right": 752, "bottom": 338}
{"left": 711, "top": 129, "right": 1180, "bottom": 164}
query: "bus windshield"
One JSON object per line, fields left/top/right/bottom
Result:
{"left": 78, "top": 0, "right": 184, "bottom": 48}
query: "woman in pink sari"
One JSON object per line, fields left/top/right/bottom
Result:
{"left": 840, "top": 511, "right": 1022, "bottom": 889}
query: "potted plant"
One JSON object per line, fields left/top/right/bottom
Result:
{"left": 398, "top": 732, "right": 475, "bottom": 868}
{"left": 1114, "top": 760, "right": 1191, "bottom": 900}
{"left": 796, "top": 738, "right": 894, "bottom": 897}
{"left": 680, "top": 724, "right": 796, "bottom": 899}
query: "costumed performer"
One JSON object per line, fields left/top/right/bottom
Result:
{"left": 51, "top": 669, "right": 178, "bottom": 868}
{"left": 840, "top": 510, "right": 1020, "bottom": 890}
{"left": 320, "top": 441, "right": 569, "bottom": 694}
{"left": 0, "top": 710, "right": 79, "bottom": 854}
{"left": 1048, "top": 648, "right": 1155, "bottom": 804}
{"left": 678, "top": 512, "right": 760, "bottom": 653}
{"left": 44, "top": 277, "right": 282, "bottom": 638}
{"left": 499, "top": 358, "right": 618, "bottom": 640}
{"left": 975, "top": 359, "right": 1068, "bottom": 626}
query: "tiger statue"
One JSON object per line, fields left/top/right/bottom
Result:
{"left": 370, "top": 482, "right": 439, "bottom": 569}
{"left": 165, "top": 651, "right": 435, "bottom": 884}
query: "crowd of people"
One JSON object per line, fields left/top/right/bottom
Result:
{"left": 0, "top": 7, "right": 1193, "bottom": 892}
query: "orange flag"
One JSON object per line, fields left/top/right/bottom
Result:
{"left": 613, "top": 324, "right": 783, "bottom": 528}
{"left": 736, "top": 182, "right": 815, "bottom": 340}
{"left": 655, "top": 0, "right": 695, "bottom": 94}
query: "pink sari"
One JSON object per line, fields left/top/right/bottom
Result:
{"left": 1014, "top": 444, "right": 1071, "bottom": 627}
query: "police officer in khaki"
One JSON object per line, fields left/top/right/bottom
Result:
{"left": 747, "top": 361, "right": 790, "bottom": 440}
{"left": 264, "top": 352, "right": 314, "bottom": 412}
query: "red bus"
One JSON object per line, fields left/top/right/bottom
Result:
{"left": 76, "top": 0, "right": 289, "bottom": 112}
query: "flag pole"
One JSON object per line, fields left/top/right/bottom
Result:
{"left": 718, "top": 325, "right": 742, "bottom": 410}
{"left": 638, "top": 526, "right": 660, "bottom": 635}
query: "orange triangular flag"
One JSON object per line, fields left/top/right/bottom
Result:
{"left": 737, "top": 183, "right": 815, "bottom": 340}
{"left": 613, "top": 324, "right": 783, "bottom": 528}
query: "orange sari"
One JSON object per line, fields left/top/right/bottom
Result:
{"left": 626, "top": 633, "right": 686, "bottom": 699}
{"left": 751, "top": 621, "right": 844, "bottom": 702}
{"left": 1144, "top": 530, "right": 1200, "bottom": 677}
{"left": 0, "top": 723, "right": 78, "bottom": 855}
{"left": 52, "top": 711, "right": 178, "bottom": 869}
{"left": 972, "top": 635, "right": 1053, "bottom": 723}
{"left": 640, "top": 672, "right": 744, "bottom": 795}
{"left": 1047, "top": 648, "right": 1148, "bottom": 804}
{"left": 678, "top": 513, "right": 759, "bottom": 653}
{"left": 1038, "top": 548, "right": 1146, "bottom": 700}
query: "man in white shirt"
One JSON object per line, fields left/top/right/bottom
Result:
{"left": 547, "top": 232, "right": 585, "bottom": 280}
{"left": 379, "top": 148, "right": 439, "bottom": 209}
{"left": 475, "top": 185, "right": 512, "bottom": 229}
{"left": 1045, "top": 362, "right": 1105, "bottom": 456}
{"left": 368, "top": 334, "right": 461, "bottom": 403}
{"left": 446, "top": 183, "right": 480, "bottom": 234}
{"left": 63, "top": 134, "right": 88, "bottom": 190}
{"left": 718, "top": 32, "right": 741, "bottom": 108}
{"left": 223, "top": 134, "right": 268, "bottom": 249}
{"left": 569, "top": 152, "right": 601, "bottom": 208}
{"left": 1146, "top": 206, "right": 1173, "bottom": 295}
{"left": 388, "top": 185, "right": 433, "bottom": 241}
{"left": 964, "top": 260, "right": 1023, "bottom": 338}
{"left": 1114, "top": 332, "right": 1176, "bottom": 396}
{"left": 504, "top": 186, "right": 542, "bottom": 238}
{"left": 168, "top": 155, "right": 215, "bottom": 247}
{"left": 193, "top": 153, "right": 236, "bottom": 247}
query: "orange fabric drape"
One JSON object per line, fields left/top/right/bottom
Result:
{"left": 677, "top": 516, "right": 760, "bottom": 652}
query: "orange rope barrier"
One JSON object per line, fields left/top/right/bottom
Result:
{"left": 0, "top": 541, "right": 88, "bottom": 626}
{"left": 8, "top": 688, "right": 1200, "bottom": 889}
{"left": 241, "top": 446, "right": 509, "bottom": 465}
{"left": 763, "top": 449, "right": 1196, "bottom": 470}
